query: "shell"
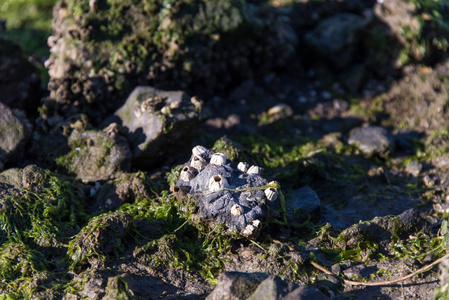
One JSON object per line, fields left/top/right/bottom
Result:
{"left": 210, "top": 153, "right": 227, "bottom": 166}
{"left": 190, "top": 155, "right": 207, "bottom": 170}
{"left": 264, "top": 187, "right": 278, "bottom": 201}
{"left": 208, "top": 175, "right": 229, "bottom": 192}
{"left": 237, "top": 162, "right": 249, "bottom": 173}
{"left": 242, "top": 220, "right": 261, "bottom": 237}
{"left": 180, "top": 166, "right": 197, "bottom": 182}
{"left": 192, "top": 145, "right": 207, "bottom": 157}
{"left": 133, "top": 105, "right": 142, "bottom": 117}
{"left": 247, "top": 165, "right": 263, "bottom": 175}
{"left": 231, "top": 204, "right": 242, "bottom": 216}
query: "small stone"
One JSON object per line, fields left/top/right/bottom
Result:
{"left": 405, "top": 161, "right": 422, "bottom": 177}
{"left": 287, "top": 186, "right": 321, "bottom": 223}
{"left": 348, "top": 126, "right": 393, "bottom": 156}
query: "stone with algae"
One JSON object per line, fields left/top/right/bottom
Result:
{"left": 172, "top": 145, "right": 281, "bottom": 238}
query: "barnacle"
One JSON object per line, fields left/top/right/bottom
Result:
{"left": 192, "top": 145, "right": 207, "bottom": 157}
{"left": 231, "top": 204, "right": 242, "bottom": 216}
{"left": 237, "top": 162, "right": 249, "bottom": 173}
{"left": 180, "top": 166, "right": 197, "bottom": 182}
{"left": 264, "top": 187, "right": 278, "bottom": 201}
{"left": 190, "top": 155, "right": 207, "bottom": 170}
{"left": 242, "top": 220, "right": 261, "bottom": 237}
{"left": 210, "top": 153, "right": 227, "bottom": 166}
{"left": 247, "top": 165, "right": 263, "bottom": 175}
{"left": 209, "top": 175, "right": 229, "bottom": 192}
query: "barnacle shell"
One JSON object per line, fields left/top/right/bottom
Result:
{"left": 209, "top": 175, "right": 229, "bottom": 192}
{"left": 242, "top": 220, "right": 261, "bottom": 237}
{"left": 180, "top": 166, "right": 197, "bottom": 182}
{"left": 231, "top": 204, "right": 242, "bottom": 216}
{"left": 247, "top": 165, "right": 263, "bottom": 175}
{"left": 210, "top": 153, "right": 227, "bottom": 166}
{"left": 192, "top": 145, "right": 207, "bottom": 157}
{"left": 190, "top": 155, "right": 207, "bottom": 170}
{"left": 264, "top": 187, "right": 278, "bottom": 201}
{"left": 237, "top": 162, "right": 249, "bottom": 173}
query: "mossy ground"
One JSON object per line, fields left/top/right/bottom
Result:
{"left": 2, "top": 0, "right": 449, "bottom": 298}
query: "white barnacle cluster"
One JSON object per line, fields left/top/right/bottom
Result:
{"left": 172, "top": 145, "right": 282, "bottom": 239}
{"left": 237, "top": 161, "right": 263, "bottom": 175}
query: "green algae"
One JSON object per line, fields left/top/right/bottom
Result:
{"left": 0, "top": 170, "right": 86, "bottom": 246}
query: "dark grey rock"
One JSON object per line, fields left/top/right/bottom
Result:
{"left": 90, "top": 172, "right": 150, "bottom": 213}
{"left": 284, "top": 286, "right": 330, "bottom": 300}
{"left": 174, "top": 146, "right": 280, "bottom": 238}
{"left": 0, "top": 36, "right": 41, "bottom": 116}
{"left": 348, "top": 126, "right": 393, "bottom": 156}
{"left": 287, "top": 186, "right": 321, "bottom": 223}
{"left": 305, "top": 13, "right": 368, "bottom": 68}
{"left": 0, "top": 102, "right": 32, "bottom": 170}
{"left": 206, "top": 271, "right": 269, "bottom": 300}
{"left": 248, "top": 275, "right": 298, "bottom": 300}
{"left": 57, "top": 125, "right": 131, "bottom": 182}
{"left": 398, "top": 208, "right": 431, "bottom": 237}
{"left": 114, "top": 86, "right": 202, "bottom": 168}
{"left": 342, "top": 263, "right": 374, "bottom": 279}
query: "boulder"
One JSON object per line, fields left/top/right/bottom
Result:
{"left": 0, "top": 102, "right": 32, "bottom": 170}
{"left": 56, "top": 124, "right": 131, "bottom": 182}
{"left": 172, "top": 145, "right": 281, "bottom": 238}
{"left": 114, "top": 86, "right": 202, "bottom": 168}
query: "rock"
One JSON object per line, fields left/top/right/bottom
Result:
{"left": 0, "top": 102, "right": 32, "bottom": 170}
{"left": 56, "top": 125, "right": 132, "bottom": 182}
{"left": 173, "top": 145, "right": 281, "bottom": 238}
{"left": 437, "top": 249, "right": 449, "bottom": 298}
{"left": 336, "top": 209, "right": 431, "bottom": 252}
{"left": 247, "top": 276, "right": 299, "bottom": 300}
{"left": 348, "top": 126, "right": 393, "bottom": 156}
{"left": 342, "top": 263, "right": 374, "bottom": 279}
{"left": 68, "top": 211, "right": 133, "bottom": 271}
{"left": 0, "top": 36, "right": 41, "bottom": 116}
{"left": 207, "top": 272, "right": 329, "bottom": 300}
{"left": 284, "top": 286, "right": 330, "bottom": 300}
{"left": 206, "top": 272, "right": 269, "bottom": 300}
{"left": 45, "top": 0, "right": 296, "bottom": 121}
{"left": 304, "top": 13, "right": 368, "bottom": 68}
{"left": 287, "top": 186, "right": 321, "bottom": 223}
{"left": 114, "top": 86, "right": 201, "bottom": 168}
{"left": 90, "top": 172, "right": 150, "bottom": 213}
{"left": 405, "top": 161, "right": 422, "bottom": 177}
{"left": 398, "top": 208, "right": 431, "bottom": 236}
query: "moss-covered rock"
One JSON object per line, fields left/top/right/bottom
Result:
{"left": 56, "top": 125, "right": 132, "bottom": 182}
{"left": 44, "top": 0, "right": 296, "bottom": 123}
{"left": 68, "top": 211, "right": 133, "bottom": 272}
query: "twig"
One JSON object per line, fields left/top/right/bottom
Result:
{"left": 311, "top": 252, "right": 449, "bottom": 286}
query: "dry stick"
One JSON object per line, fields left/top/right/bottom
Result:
{"left": 311, "top": 252, "right": 449, "bottom": 286}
